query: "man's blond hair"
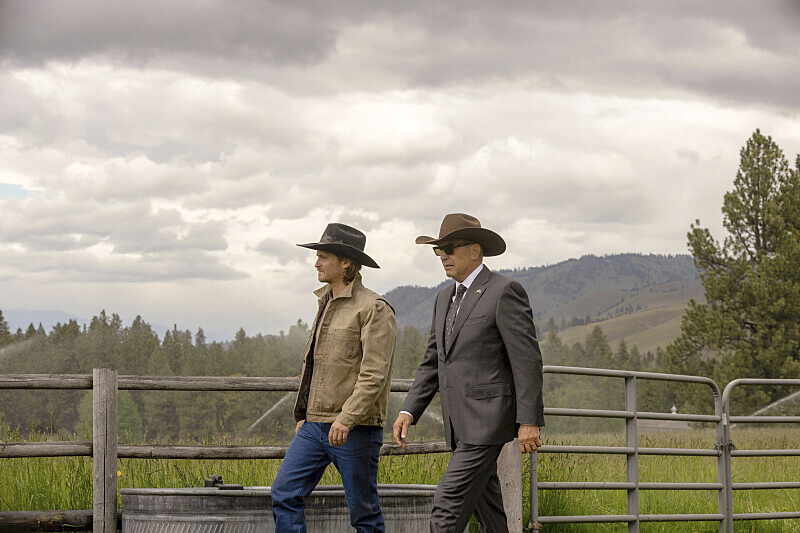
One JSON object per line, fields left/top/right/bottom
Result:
{"left": 342, "top": 257, "right": 362, "bottom": 285}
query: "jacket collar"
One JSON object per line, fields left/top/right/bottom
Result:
{"left": 313, "top": 272, "right": 362, "bottom": 301}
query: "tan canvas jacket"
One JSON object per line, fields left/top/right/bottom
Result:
{"left": 293, "top": 273, "right": 397, "bottom": 428}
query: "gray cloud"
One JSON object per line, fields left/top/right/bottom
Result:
{"left": 0, "top": 246, "right": 247, "bottom": 282}
{"left": 0, "top": 0, "right": 341, "bottom": 67}
{"left": 253, "top": 238, "right": 308, "bottom": 265}
{"left": 385, "top": 1, "right": 800, "bottom": 111}
{"left": 111, "top": 218, "right": 229, "bottom": 254}
{"left": 0, "top": 196, "right": 244, "bottom": 281}
{"left": 676, "top": 148, "right": 700, "bottom": 164}
{"left": 0, "top": 198, "right": 168, "bottom": 249}
{"left": 3, "top": 1, "right": 797, "bottom": 111}
{"left": 21, "top": 233, "right": 103, "bottom": 252}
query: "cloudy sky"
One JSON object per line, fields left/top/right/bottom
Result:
{"left": 1, "top": 1, "right": 799, "bottom": 338}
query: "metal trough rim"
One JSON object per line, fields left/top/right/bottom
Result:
{"left": 121, "top": 483, "right": 439, "bottom": 498}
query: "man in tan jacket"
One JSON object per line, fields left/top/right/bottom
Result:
{"left": 272, "top": 223, "right": 397, "bottom": 533}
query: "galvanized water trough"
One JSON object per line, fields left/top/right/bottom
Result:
{"left": 121, "top": 483, "right": 438, "bottom": 532}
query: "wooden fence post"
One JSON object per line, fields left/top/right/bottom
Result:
{"left": 498, "top": 438, "right": 523, "bottom": 533}
{"left": 93, "top": 368, "right": 118, "bottom": 533}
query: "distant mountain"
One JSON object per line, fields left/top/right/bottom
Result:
{"left": 383, "top": 253, "right": 700, "bottom": 333}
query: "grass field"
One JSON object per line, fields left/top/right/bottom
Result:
{"left": 3, "top": 426, "right": 800, "bottom": 531}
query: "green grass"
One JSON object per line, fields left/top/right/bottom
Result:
{"left": 2, "top": 427, "right": 800, "bottom": 532}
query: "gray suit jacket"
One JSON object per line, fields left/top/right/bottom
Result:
{"left": 401, "top": 266, "right": 545, "bottom": 448}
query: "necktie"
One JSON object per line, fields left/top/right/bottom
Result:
{"left": 445, "top": 284, "right": 467, "bottom": 349}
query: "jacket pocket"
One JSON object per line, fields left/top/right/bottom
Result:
{"left": 331, "top": 328, "right": 360, "bottom": 358}
{"left": 464, "top": 315, "right": 488, "bottom": 325}
{"left": 322, "top": 363, "right": 359, "bottom": 412}
{"left": 472, "top": 382, "right": 512, "bottom": 399}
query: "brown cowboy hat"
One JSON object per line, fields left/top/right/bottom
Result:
{"left": 297, "top": 223, "right": 380, "bottom": 268}
{"left": 416, "top": 213, "right": 506, "bottom": 256}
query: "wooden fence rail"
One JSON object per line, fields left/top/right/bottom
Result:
{"left": 0, "top": 441, "right": 453, "bottom": 460}
{"left": 0, "top": 370, "right": 523, "bottom": 533}
{"left": 0, "top": 374, "right": 416, "bottom": 391}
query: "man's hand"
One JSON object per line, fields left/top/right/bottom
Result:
{"left": 518, "top": 424, "right": 542, "bottom": 453}
{"left": 295, "top": 420, "right": 304, "bottom": 434}
{"left": 392, "top": 412, "right": 413, "bottom": 448}
{"left": 328, "top": 421, "right": 350, "bottom": 447}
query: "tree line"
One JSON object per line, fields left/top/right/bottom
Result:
{"left": 0, "top": 305, "right": 674, "bottom": 441}
{"left": 0, "top": 310, "right": 434, "bottom": 443}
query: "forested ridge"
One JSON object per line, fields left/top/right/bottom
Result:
{"left": 387, "top": 253, "right": 698, "bottom": 331}
{"left": 0, "top": 307, "right": 671, "bottom": 442}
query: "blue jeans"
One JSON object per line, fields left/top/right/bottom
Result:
{"left": 271, "top": 422, "right": 385, "bottom": 533}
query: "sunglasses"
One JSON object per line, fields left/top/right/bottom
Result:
{"left": 432, "top": 242, "right": 474, "bottom": 256}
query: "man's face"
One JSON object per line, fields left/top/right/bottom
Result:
{"left": 437, "top": 240, "right": 480, "bottom": 282}
{"left": 315, "top": 251, "right": 348, "bottom": 284}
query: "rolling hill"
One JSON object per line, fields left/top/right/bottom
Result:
{"left": 383, "top": 253, "right": 703, "bottom": 354}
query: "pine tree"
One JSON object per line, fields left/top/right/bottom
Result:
{"left": 583, "top": 326, "right": 614, "bottom": 368}
{"left": 394, "top": 326, "right": 427, "bottom": 378}
{"left": 668, "top": 130, "right": 800, "bottom": 413}
{"left": 195, "top": 327, "right": 206, "bottom": 348}
{"left": 0, "top": 309, "right": 10, "bottom": 346}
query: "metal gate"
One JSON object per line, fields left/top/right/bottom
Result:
{"left": 529, "top": 366, "right": 800, "bottom": 532}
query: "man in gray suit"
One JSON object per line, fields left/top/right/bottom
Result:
{"left": 393, "top": 213, "right": 544, "bottom": 533}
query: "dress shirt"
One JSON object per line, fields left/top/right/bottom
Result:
{"left": 451, "top": 263, "right": 483, "bottom": 306}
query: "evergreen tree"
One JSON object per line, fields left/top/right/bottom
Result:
{"left": 394, "top": 326, "right": 427, "bottom": 378}
{"left": 195, "top": 327, "right": 206, "bottom": 348}
{"left": 668, "top": 130, "right": 800, "bottom": 413}
{"left": 123, "top": 316, "right": 161, "bottom": 375}
{"left": 583, "top": 326, "right": 614, "bottom": 368}
{"left": 0, "top": 310, "right": 10, "bottom": 346}
{"left": 614, "top": 338, "right": 631, "bottom": 370}
{"left": 85, "top": 311, "right": 124, "bottom": 369}
{"left": 162, "top": 326, "right": 194, "bottom": 375}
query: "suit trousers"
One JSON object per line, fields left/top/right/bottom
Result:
{"left": 430, "top": 441, "right": 508, "bottom": 533}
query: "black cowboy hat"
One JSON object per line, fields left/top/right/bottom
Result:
{"left": 297, "top": 223, "right": 380, "bottom": 268}
{"left": 415, "top": 213, "right": 506, "bottom": 256}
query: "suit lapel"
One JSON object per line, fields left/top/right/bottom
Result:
{"left": 445, "top": 266, "right": 491, "bottom": 356}
{"left": 435, "top": 285, "right": 454, "bottom": 355}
